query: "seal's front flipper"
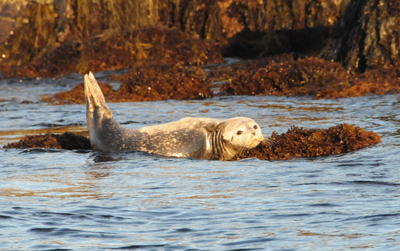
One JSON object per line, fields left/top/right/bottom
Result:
{"left": 84, "top": 72, "right": 113, "bottom": 121}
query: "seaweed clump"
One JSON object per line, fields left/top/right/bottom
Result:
{"left": 3, "top": 132, "right": 91, "bottom": 150}
{"left": 41, "top": 82, "right": 114, "bottom": 105}
{"left": 108, "top": 65, "right": 213, "bottom": 102}
{"left": 235, "top": 123, "right": 381, "bottom": 160}
{"left": 341, "top": 68, "right": 400, "bottom": 97}
{"left": 220, "top": 55, "right": 400, "bottom": 99}
{"left": 221, "top": 55, "right": 350, "bottom": 98}
{"left": 42, "top": 65, "right": 214, "bottom": 104}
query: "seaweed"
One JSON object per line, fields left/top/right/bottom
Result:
{"left": 3, "top": 132, "right": 91, "bottom": 150}
{"left": 219, "top": 55, "right": 400, "bottom": 99}
{"left": 42, "top": 65, "right": 213, "bottom": 104}
{"left": 235, "top": 123, "right": 381, "bottom": 160}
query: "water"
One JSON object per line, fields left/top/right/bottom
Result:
{"left": 1, "top": 72, "right": 400, "bottom": 250}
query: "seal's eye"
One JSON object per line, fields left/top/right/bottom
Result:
{"left": 253, "top": 125, "right": 258, "bottom": 129}
{"left": 237, "top": 130, "right": 243, "bottom": 135}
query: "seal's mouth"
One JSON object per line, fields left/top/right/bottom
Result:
{"left": 245, "top": 134, "right": 264, "bottom": 148}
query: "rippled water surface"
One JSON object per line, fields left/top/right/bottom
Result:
{"left": 1, "top": 71, "right": 400, "bottom": 250}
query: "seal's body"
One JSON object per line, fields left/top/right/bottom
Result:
{"left": 84, "top": 72, "right": 264, "bottom": 160}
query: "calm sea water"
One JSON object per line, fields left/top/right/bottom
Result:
{"left": 1, "top": 71, "right": 400, "bottom": 250}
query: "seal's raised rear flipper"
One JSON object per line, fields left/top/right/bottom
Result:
{"left": 84, "top": 72, "right": 113, "bottom": 121}
{"left": 84, "top": 72, "right": 115, "bottom": 150}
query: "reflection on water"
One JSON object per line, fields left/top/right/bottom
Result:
{"left": 1, "top": 74, "right": 400, "bottom": 250}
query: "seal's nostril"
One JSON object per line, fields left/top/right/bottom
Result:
{"left": 252, "top": 132, "right": 255, "bottom": 135}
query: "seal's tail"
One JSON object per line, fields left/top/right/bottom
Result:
{"left": 84, "top": 72, "right": 113, "bottom": 132}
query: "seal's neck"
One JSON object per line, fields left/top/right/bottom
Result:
{"left": 210, "top": 129, "right": 242, "bottom": 160}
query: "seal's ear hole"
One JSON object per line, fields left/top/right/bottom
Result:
{"left": 253, "top": 125, "right": 258, "bottom": 129}
{"left": 237, "top": 130, "right": 243, "bottom": 135}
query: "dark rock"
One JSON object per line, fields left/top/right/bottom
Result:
{"left": 322, "top": 0, "right": 400, "bottom": 72}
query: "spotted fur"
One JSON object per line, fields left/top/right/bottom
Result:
{"left": 84, "top": 72, "right": 264, "bottom": 160}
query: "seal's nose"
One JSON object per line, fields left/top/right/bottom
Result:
{"left": 255, "top": 134, "right": 264, "bottom": 142}
{"left": 252, "top": 132, "right": 255, "bottom": 135}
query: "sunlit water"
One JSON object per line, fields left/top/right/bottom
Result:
{"left": 1, "top": 71, "right": 400, "bottom": 250}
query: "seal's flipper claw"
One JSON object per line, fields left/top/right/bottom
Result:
{"left": 89, "top": 71, "right": 95, "bottom": 79}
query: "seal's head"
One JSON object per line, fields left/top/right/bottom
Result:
{"left": 221, "top": 117, "right": 264, "bottom": 149}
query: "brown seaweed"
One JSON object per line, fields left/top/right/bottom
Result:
{"left": 220, "top": 55, "right": 400, "bottom": 99}
{"left": 42, "top": 65, "right": 214, "bottom": 104}
{"left": 235, "top": 123, "right": 381, "bottom": 160}
{"left": 42, "top": 54, "right": 400, "bottom": 104}
{"left": 3, "top": 132, "right": 91, "bottom": 150}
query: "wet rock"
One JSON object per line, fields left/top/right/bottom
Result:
{"left": 56, "top": 132, "right": 91, "bottom": 150}
{"left": 0, "top": 0, "right": 26, "bottom": 44}
{"left": 0, "top": 0, "right": 353, "bottom": 79}
{"left": 223, "top": 27, "right": 331, "bottom": 58}
{"left": 3, "top": 132, "right": 91, "bottom": 150}
{"left": 1, "top": 25, "right": 224, "bottom": 79}
{"left": 221, "top": 0, "right": 349, "bottom": 35}
{"left": 221, "top": 0, "right": 351, "bottom": 57}
{"left": 0, "top": 1, "right": 58, "bottom": 67}
{"left": 75, "top": 27, "right": 223, "bottom": 74}
{"left": 235, "top": 123, "right": 381, "bottom": 160}
{"left": 321, "top": 0, "right": 400, "bottom": 72}
{"left": 0, "top": 0, "right": 224, "bottom": 79}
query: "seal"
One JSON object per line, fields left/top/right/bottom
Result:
{"left": 84, "top": 72, "right": 265, "bottom": 160}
